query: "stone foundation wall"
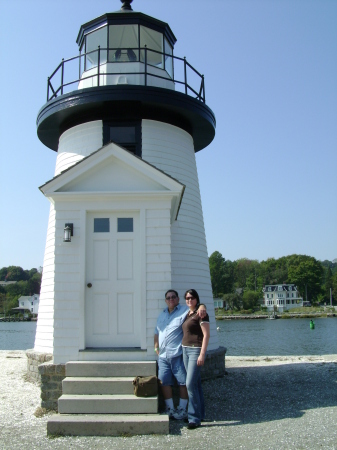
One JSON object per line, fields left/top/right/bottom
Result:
{"left": 201, "top": 346, "right": 227, "bottom": 380}
{"left": 38, "top": 361, "right": 66, "bottom": 411}
{"left": 26, "top": 350, "right": 53, "bottom": 383}
{"left": 26, "top": 350, "right": 65, "bottom": 412}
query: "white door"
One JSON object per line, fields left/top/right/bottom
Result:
{"left": 85, "top": 212, "right": 141, "bottom": 347}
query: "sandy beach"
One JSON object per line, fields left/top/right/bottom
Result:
{"left": 1, "top": 350, "right": 336, "bottom": 449}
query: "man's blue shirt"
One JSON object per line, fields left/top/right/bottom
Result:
{"left": 154, "top": 304, "right": 189, "bottom": 359}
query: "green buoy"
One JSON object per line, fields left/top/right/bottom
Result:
{"left": 310, "top": 319, "right": 315, "bottom": 330}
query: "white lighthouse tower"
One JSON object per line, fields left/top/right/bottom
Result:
{"left": 34, "top": 0, "right": 222, "bottom": 368}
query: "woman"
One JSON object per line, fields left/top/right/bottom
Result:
{"left": 182, "top": 289, "right": 210, "bottom": 429}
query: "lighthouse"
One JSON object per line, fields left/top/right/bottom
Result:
{"left": 34, "top": 0, "right": 223, "bottom": 369}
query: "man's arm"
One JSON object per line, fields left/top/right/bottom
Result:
{"left": 154, "top": 334, "right": 159, "bottom": 355}
{"left": 197, "top": 303, "right": 207, "bottom": 319}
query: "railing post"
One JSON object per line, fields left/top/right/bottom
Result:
{"left": 97, "top": 46, "right": 100, "bottom": 87}
{"left": 184, "top": 57, "right": 187, "bottom": 95}
{"left": 61, "top": 58, "right": 64, "bottom": 96}
{"left": 202, "top": 74, "right": 205, "bottom": 102}
{"left": 144, "top": 45, "right": 147, "bottom": 86}
{"left": 78, "top": 50, "right": 81, "bottom": 81}
{"left": 47, "top": 77, "right": 50, "bottom": 102}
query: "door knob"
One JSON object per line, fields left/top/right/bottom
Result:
{"left": 87, "top": 283, "right": 92, "bottom": 288}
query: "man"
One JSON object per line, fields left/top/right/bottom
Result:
{"left": 154, "top": 289, "right": 207, "bottom": 420}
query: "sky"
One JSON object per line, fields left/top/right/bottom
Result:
{"left": 0, "top": 0, "right": 336, "bottom": 270}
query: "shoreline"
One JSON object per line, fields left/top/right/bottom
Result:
{"left": 216, "top": 312, "right": 337, "bottom": 320}
{"left": 1, "top": 350, "right": 337, "bottom": 449}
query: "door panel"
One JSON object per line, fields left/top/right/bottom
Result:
{"left": 117, "top": 240, "right": 133, "bottom": 279}
{"left": 86, "top": 212, "right": 140, "bottom": 347}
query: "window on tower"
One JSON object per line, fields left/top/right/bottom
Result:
{"left": 103, "top": 121, "right": 141, "bottom": 157}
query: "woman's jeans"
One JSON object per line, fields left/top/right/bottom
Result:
{"left": 182, "top": 346, "right": 205, "bottom": 424}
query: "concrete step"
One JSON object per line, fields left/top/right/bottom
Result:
{"left": 58, "top": 394, "right": 158, "bottom": 414}
{"left": 47, "top": 413, "right": 169, "bottom": 436}
{"left": 66, "top": 361, "right": 156, "bottom": 377}
{"left": 62, "top": 377, "right": 135, "bottom": 395}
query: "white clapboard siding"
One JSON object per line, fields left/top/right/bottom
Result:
{"left": 142, "top": 120, "right": 219, "bottom": 350}
{"left": 34, "top": 204, "right": 56, "bottom": 352}
{"left": 55, "top": 121, "right": 102, "bottom": 176}
{"left": 145, "top": 208, "right": 172, "bottom": 356}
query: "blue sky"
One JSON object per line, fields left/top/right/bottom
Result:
{"left": 0, "top": 0, "right": 336, "bottom": 270}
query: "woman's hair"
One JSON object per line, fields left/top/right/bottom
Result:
{"left": 184, "top": 289, "right": 200, "bottom": 306}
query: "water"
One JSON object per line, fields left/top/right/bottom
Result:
{"left": 0, "top": 318, "right": 336, "bottom": 356}
{"left": 0, "top": 321, "right": 37, "bottom": 350}
{"left": 216, "top": 317, "right": 337, "bottom": 356}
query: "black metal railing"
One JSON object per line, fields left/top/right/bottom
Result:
{"left": 46, "top": 47, "right": 205, "bottom": 103}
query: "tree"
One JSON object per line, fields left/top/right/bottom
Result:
{"left": 234, "top": 259, "right": 257, "bottom": 289}
{"left": 222, "top": 293, "right": 242, "bottom": 311}
{"left": 324, "top": 267, "right": 333, "bottom": 302}
{"left": 4, "top": 266, "right": 28, "bottom": 282}
{"left": 287, "top": 255, "right": 323, "bottom": 302}
{"left": 331, "top": 272, "right": 337, "bottom": 304}
{"left": 209, "top": 252, "right": 226, "bottom": 297}
{"left": 242, "top": 290, "right": 261, "bottom": 310}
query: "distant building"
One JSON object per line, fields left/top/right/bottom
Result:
{"left": 262, "top": 284, "right": 303, "bottom": 312}
{"left": 16, "top": 294, "right": 40, "bottom": 315}
{"left": 214, "top": 298, "right": 225, "bottom": 309}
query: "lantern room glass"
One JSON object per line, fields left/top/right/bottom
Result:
{"left": 109, "top": 25, "right": 139, "bottom": 62}
{"left": 85, "top": 26, "right": 107, "bottom": 69}
{"left": 164, "top": 37, "right": 173, "bottom": 78}
{"left": 140, "top": 26, "right": 163, "bottom": 68}
{"left": 80, "top": 22, "right": 174, "bottom": 79}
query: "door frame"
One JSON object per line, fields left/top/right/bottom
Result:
{"left": 78, "top": 206, "right": 147, "bottom": 352}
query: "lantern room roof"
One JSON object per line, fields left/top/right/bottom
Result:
{"left": 76, "top": 10, "right": 177, "bottom": 50}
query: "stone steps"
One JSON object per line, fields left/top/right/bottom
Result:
{"left": 47, "top": 360, "right": 168, "bottom": 436}
{"left": 47, "top": 414, "right": 168, "bottom": 437}
{"left": 62, "top": 376, "right": 135, "bottom": 395}
{"left": 58, "top": 394, "right": 158, "bottom": 414}
{"left": 65, "top": 361, "right": 156, "bottom": 377}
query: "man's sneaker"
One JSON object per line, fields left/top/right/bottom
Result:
{"left": 173, "top": 406, "right": 188, "bottom": 420}
{"left": 165, "top": 407, "right": 176, "bottom": 419}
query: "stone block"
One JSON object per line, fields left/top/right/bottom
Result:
{"left": 55, "top": 364, "right": 66, "bottom": 375}
{"left": 42, "top": 400, "right": 58, "bottom": 411}
{"left": 42, "top": 382, "right": 58, "bottom": 391}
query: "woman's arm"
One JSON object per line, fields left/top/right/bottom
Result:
{"left": 197, "top": 322, "right": 210, "bottom": 366}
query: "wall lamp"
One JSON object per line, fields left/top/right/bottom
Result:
{"left": 64, "top": 223, "right": 73, "bottom": 242}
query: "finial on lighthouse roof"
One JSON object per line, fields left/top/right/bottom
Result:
{"left": 120, "top": 0, "right": 133, "bottom": 11}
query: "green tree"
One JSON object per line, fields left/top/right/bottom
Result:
{"left": 234, "top": 259, "right": 257, "bottom": 289}
{"left": 287, "top": 255, "right": 323, "bottom": 302}
{"left": 330, "top": 271, "right": 337, "bottom": 304}
{"left": 324, "top": 267, "right": 333, "bottom": 301}
{"left": 4, "top": 266, "right": 28, "bottom": 281}
{"left": 209, "top": 253, "right": 235, "bottom": 296}
{"left": 222, "top": 292, "right": 242, "bottom": 311}
{"left": 242, "top": 290, "right": 261, "bottom": 310}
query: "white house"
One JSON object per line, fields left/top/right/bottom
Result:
{"left": 262, "top": 284, "right": 303, "bottom": 312}
{"left": 17, "top": 294, "right": 40, "bottom": 315}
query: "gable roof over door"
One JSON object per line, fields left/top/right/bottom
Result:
{"left": 39, "top": 142, "right": 185, "bottom": 221}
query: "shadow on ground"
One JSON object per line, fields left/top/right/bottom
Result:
{"left": 169, "top": 361, "right": 337, "bottom": 435}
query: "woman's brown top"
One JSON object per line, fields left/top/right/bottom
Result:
{"left": 182, "top": 310, "right": 210, "bottom": 347}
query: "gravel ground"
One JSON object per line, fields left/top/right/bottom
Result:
{"left": 1, "top": 351, "right": 337, "bottom": 450}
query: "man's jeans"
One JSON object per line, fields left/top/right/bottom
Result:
{"left": 183, "top": 346, "right": 205, "bottom": 424}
